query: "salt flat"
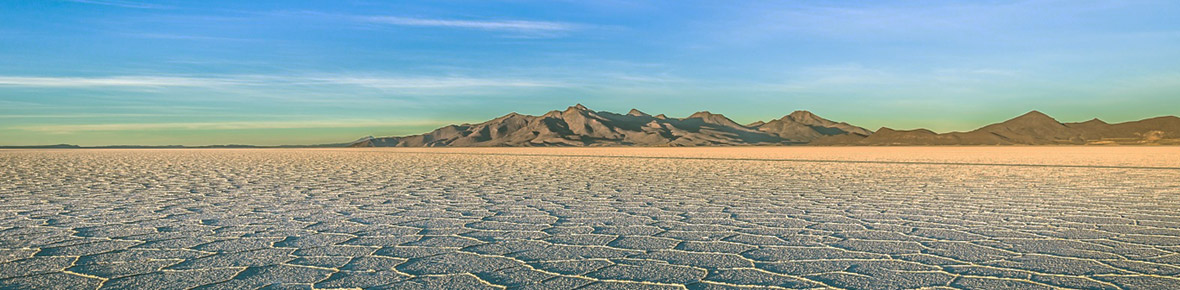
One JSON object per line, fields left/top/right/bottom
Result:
{"left": 1, "top": 147, "right": 1179, "bottom": 289}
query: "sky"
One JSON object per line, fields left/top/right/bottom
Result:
{"left": 1, "top": 0, "right": 1178, "bottom": 146}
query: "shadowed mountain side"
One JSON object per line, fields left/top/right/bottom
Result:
{"left": 352, "top": 105, "right": 869, "bottom": 147}
{"left": 349, "top": 106, "right": 1180, "bottom": 147}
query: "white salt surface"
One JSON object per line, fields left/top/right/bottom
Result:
{"left": 1, "top": 148, "right": 1178, "bottom": 289}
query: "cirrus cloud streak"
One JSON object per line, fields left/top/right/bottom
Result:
{"left": 358, "top": 16, "right": 578, "bottom": 32}
{"left": 0, "top": 75, "right": 566, "bottom": 89}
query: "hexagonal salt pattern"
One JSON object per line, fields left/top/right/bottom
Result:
{"left": 1, "top": 148, "right": 1179, "bottom": 289}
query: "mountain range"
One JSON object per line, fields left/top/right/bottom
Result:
{"left": 348, "top": 105, "right": 1180, "bottom": 147}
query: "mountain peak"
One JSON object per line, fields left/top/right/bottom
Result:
{"left": 784, "top": 110, "right": 829, "bottom": 124}
{"left": 686, "top": 111, "right": 745, "bottom": 128}
{"left": 1004, "top": 110, "right": 1060, "bottom": 125}
{"left": 688, "top": 111, "right": 717, "bottom": 119}
{"left": 1017, "top": 110, "right": 1051, "bottom": 119}
{"left": 627, "top": 108, "right": 649, "bottom": 117}
{"left": 494, "top": 112, "right": 526, "bottom": 120}
{"left": 570, "top": 104, "right": 589, "bottom": 111}
{"left": 561, "top": 104, "right": 593, "bottom": 116}
{"left": 788, "top": 110, "right": 817, "bottom": 120}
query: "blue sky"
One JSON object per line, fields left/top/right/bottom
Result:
{"left": 1, "top": 0, "right": 1178, "bottom": 145}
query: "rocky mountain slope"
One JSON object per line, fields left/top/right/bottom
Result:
{"left": 350, "top": 104, "right": 869, "bottom": 147}
{"left": 349, "top": 106, "right": 1180, "bottom": 147}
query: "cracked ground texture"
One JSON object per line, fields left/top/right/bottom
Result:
{"left": 1, "top": 147, "right": 1179, "bottom": 290}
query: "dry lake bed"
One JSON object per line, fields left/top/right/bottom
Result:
{"left": 2, "top": 147, "right": 1180, "bottom": 289}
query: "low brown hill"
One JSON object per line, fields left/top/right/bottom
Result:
{"left": 853, "top": 111, "right": 1180, "bottom": 145}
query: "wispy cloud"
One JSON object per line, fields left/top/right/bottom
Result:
{"left": 0, "top": 113, "right": 170, "bottom": 119}
{"left": 0, "top": 75, "right": 565, "bottom": 89}
{"left": 66, "top": 0, "right": 170, "bottom": 9}
{"left": 300, "top": 76, "right": 562, "bottom": 89}
{"left": 19, "top": 119, "right": 455, "bottom": 133}
{"left": 0, "top": 76, "right": 234, "bottom": 87}
{"left": 357, "top": 16, "right": 578, "bottom": 33}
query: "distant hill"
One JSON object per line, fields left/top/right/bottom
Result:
{"left": 0, "top": 144, "right": 81, "bottom": 149}
{"left": 352, "top": 105, "right": 1179, "bottom": 147}
{"left": 851, "top": 111, "right": 1180, "bottom": 145}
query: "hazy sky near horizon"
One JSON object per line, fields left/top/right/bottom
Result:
{"left": 2, "top": 0, "right": 1179, "bottom": 145}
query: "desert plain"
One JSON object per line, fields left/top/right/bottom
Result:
{"left": 1, "top": 147, "right": 1179, "bottom": 289}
